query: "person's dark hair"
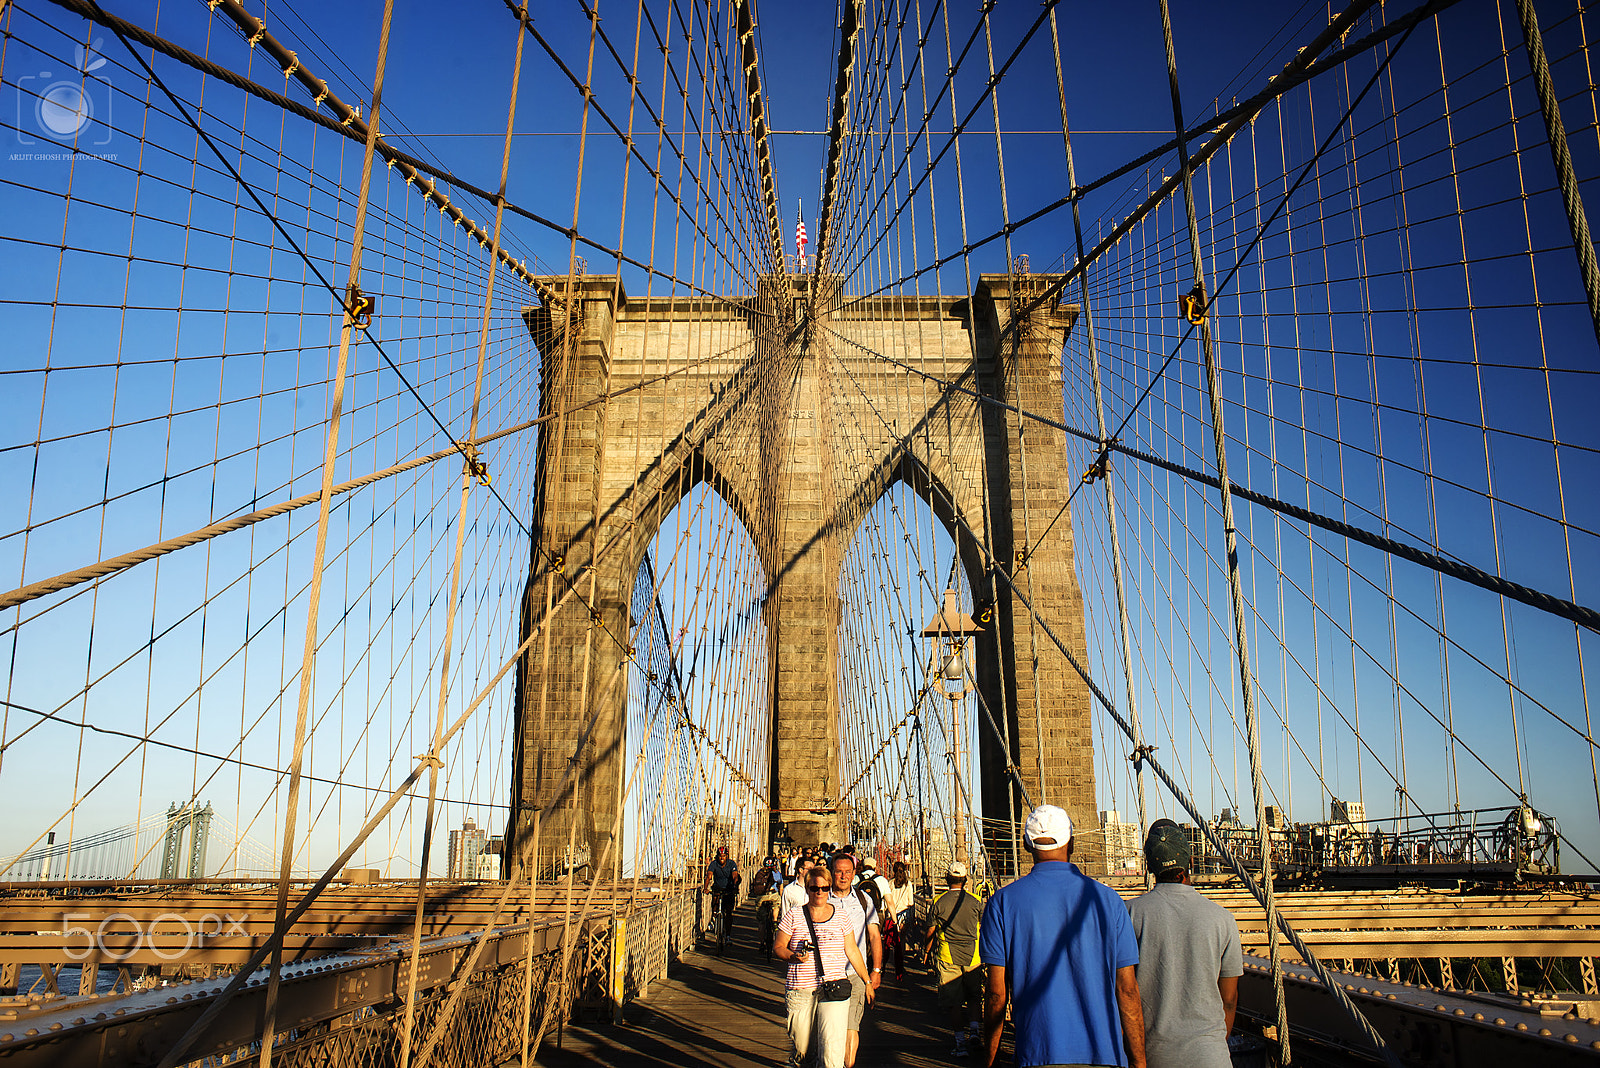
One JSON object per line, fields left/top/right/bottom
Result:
{"left": 829, "top": 852, "right": 855, "bottom": 872}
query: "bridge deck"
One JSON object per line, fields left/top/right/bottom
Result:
{"left": 538, "top": 905, "right": 981, "bottom": 1067}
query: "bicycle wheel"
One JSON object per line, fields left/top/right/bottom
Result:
{"left": 757, "top": 912, "right": 774, "bottom": 961}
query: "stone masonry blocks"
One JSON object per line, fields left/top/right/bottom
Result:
{"left": 510, "top": 273, "right": 1104, "bottom": 878}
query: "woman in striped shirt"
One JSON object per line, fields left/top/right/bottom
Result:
{"left": 774, "top": 868, "right": 874, "bottom": 1068}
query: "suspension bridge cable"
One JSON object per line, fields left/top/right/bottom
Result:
{"left": 823, "top": 325, "right": 1600, "bottom": 634}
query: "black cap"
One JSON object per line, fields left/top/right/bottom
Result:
{"left": 1144, "top": 819, "right": 1191, "bottom": 875}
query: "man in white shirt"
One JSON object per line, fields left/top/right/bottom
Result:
{"left": 886, "top": 859, "right": 916, "bottom": 979}
{"left": 829, "top": 852, "right": 883, "bottom": 1068}
{"left": 781, "top": 854, "right": 813, "bottom": 915}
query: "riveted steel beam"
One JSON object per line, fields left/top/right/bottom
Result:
{"left": 1237, "top": 954, "right": 1600, "bottom": 1065}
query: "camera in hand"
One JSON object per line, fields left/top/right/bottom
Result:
{"left": 794, "top": 939, "right": 812, "bottom": 955}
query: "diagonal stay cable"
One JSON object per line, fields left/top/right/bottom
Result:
{"left": 835, "top": 0, "right": 1468, "bottom": 317}
{"left": 91, "top": 1, "right": 537, "bottom": 539}
{"left": 43, "top": 0, "right": 762, "bottom": 311}
{"left": 151, "top": 510, "right": 639, "bottom": 1068}
{"left": 836, "top": 0, "right": 1061, "bottom": 280}
{"left": 0, "top": 338, "right": 766, "bottom": 616}
{"left": 0, "top": 698, "right": 502, "bottom": 806}
{"left": 1096, "top": 14, "right": 1418, "bottom": 471}
{"left": 837, "top": 0, "right": 1470, "bottom": 312}
{"left": 515, "top": 0, "right": 762, "bottom": 290}
{"left": 896, "top": 471, "right": 1400, "bottom": 1061}
{"left": 819, "top": 320, "right": 1600, "bottom": 635}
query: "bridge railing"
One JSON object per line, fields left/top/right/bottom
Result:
{"left": 0, "top": 883, "right": 699, "bottom": 1068}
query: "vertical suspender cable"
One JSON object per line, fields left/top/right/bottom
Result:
{"left": 1154, "top": 0, "right": 1290, "bottom": 1060}
{"left": 938, "top": 0, "right": 1021, "bottom": 876}
{"left": 1514, "top": 0, "right": 1600, "bottom": 354}
{"left": 259, "top": 2, "right": 396, "bottom": 1064}
{"left": 397, "top": 2, "right": 530, "bottom": 1063}
{"left": 1047, "top": 6, "right": 1152, "bottom": 879}
{"left": 547, "top": 0, "right": 607, "bottom": 1039}
{"left": 979, "top": 0, "right": 1050, "bottom": 815}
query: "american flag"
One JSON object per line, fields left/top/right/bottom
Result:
{"left": 795, "top": 204, "right": 807, "bottom": 263}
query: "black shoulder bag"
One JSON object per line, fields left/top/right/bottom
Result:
{"left": 803, "top": 906, "right": 854, "bottom": 1001}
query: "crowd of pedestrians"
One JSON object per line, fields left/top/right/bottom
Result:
{"left": 706, "top": 804, "right": 1244, "bottom": 1068}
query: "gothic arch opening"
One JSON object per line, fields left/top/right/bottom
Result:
{"left": 833, "top": 454, "right": 1021, "bottom": 879}
{"left": 620, "top": 481, "right": 770, "bottom": 879}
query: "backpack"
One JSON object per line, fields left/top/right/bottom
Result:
{"left": 854, "top": 882, "right": 892, "bottom": 933}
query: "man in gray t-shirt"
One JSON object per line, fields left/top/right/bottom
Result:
{"left": 1127, "top": 820, "right": 1242, "bottom": 1068}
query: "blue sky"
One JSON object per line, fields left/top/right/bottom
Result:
{"left": 4, "top": 0, "right": 1598, "bottom": 877}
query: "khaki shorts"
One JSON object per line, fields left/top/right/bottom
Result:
{"left": 935, "top": 957, "right": 985, "bottom": 1011}
{"left": 847, "top": 973, "right": 867, "bottom": 1029}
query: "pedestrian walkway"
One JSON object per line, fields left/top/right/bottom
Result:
{"left": 538, "top": 903, "right": 997, "bottom": 1067}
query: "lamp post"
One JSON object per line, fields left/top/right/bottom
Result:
{"left": 922, "top": 589, "right": 982, "bottom": 866}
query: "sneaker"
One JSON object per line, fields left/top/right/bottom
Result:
{"left": 951, "top": 1033, "right": 970, "bottom": 1058}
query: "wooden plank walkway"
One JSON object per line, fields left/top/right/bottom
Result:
{"left": 537, "top": 904, "right": 981, "bottom": 1067}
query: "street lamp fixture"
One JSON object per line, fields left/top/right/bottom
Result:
{"left": 921, "top": 589, "right": 983, "bottom": 863}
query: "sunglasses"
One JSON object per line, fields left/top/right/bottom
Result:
{"left": 807, "top": 885, "right": 831, "bottom": 893}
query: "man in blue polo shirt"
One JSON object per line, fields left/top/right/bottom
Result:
{"left": 978, "top": 805, "right": 1146, "bottom": 1068}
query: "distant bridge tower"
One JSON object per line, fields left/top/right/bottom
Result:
{"left": 510, "top": 272, "right": 1102, "bottom": 876}
{"left": 159, "top": 801, "right": 213, "bottom": 880}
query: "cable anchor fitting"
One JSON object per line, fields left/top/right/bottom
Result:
{"left": 459, "top": 442, "right": 490, "bottom": 487}
{"left": 414, "top": 751, "right": 444, "bottom": 771}
{"left": 343, "top": 283, "right": 374, "bottom": 328}
{"left": 1130, "top": 744, "right": 1158, "bottom": 771}
{"left": 1082, "top": 437, "right": 1118, "bottom": 485}
{"left": 1179, "top": 283, "right": 1207, "bottom": 326}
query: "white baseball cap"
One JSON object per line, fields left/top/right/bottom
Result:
{"left": 946, "top": 861, "right": 968, "bottom": 878}
{"left": 1023, "top": 804, "right": 1073, "bottom": 849}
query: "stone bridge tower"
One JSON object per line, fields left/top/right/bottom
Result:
{"left": 508, "top": 272, "right": 1102, "bottom": 877}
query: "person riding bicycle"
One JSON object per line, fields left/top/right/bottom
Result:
{"left": 702, "top": 845, "right": 741, "bottom": 944}
{"left": 754, "top": 856, "right": 784, "bottom": 959}
{"left": 753, "top": 855, "right": 783, "bottom": 895}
